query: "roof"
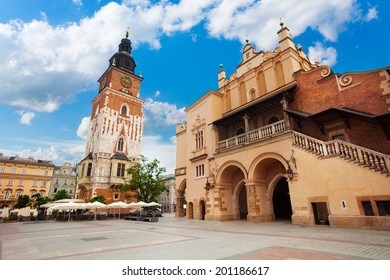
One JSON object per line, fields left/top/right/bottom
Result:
{"left": 111, "top": 152, "right": 130, "bottom": 161}
{"left": 0, "top": 154, "right": 54, "bottom": 166}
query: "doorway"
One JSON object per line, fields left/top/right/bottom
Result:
{"left": 238, "top": 185, "right": 248, "bottom": 219}
{"left": 272, "top": 178, "right": 292, "bottom": 220}
{"left": 312, "top": 202, "right": 329, "bottom": 225}
{"left": 200, "top": 200, "right": 206, "bottom": 220}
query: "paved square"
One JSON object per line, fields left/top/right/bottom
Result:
{"left": 1, "top": 214, "right": 389, "bottom": 260}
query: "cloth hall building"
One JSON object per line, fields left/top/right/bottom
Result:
{"left": 174, "top": 24, "right": 390, "bottom": 229}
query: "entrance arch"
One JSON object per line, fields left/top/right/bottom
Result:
{"left": 217, "top": 161, "right": 248, "bottom": 221}
{"left": 199, "top": 200, "right": 206, "bottom": 220}
{"left": 248, "top": 153, "right": 292, "bottom": 222}
{"left": 237, "top": 183, "right": 248, "bottom": 219}
{"left": 272, "top": 177, "right": 292, "bottom": 220}
{"left": 176, "top": 179, "right": 186, "bottom": 217}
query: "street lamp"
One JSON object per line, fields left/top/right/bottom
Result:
{"left": 204, "top": 177, "right": 213, "bottom": 191}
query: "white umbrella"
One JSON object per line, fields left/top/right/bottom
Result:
{"left": 108, "top": 201, "right": 131, "bottom": 219}
{"left": 49, "top": 202, "right": 86, "bottom": 221}
{"left": 85, "top": 201, "right": 107, "bottom": 220}
{"left": 130, "top": 201, "right": 148, "bottom": 208}
{"left": 1, "top": 207, "right": 9, "bottom": 219}
{"left": 53, "top": 199, "right": 86, "bottom": 203}
{"left": 146, "top": 202, "right": 162, "bottom": 207}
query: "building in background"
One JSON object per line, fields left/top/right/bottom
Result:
{"left": 77, "top": 30, "right": 144, "bottom": 204}
{"left": 0, "top": 153, "right": 55, "bottom": 208}
{"left": 175, "top": 24, "right": 390, "bottom": 229}
{"left": 158, "top": 174, "right": 176, "bottom": 213}
{"left": 48, "top": 162, "right": 77, "bottom": 199}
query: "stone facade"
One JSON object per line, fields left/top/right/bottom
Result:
{"left": 175, "top": 25, "right": 390, "bottom": 229}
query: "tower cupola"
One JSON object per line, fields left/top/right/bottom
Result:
{"left": 108, "top": 29, "right": 136, "bottom": 73}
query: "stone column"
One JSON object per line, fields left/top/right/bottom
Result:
{"left": 243, "top": 114, "right": 250, "bottom": 142}
{"left": 175, "top": 189, "right": 185, "bottom": 217}
{"left": 207, "top": 183, "right": 234, "bottom": 221}
{"left": 280, "top": 97, "right": 291, "bottom": 130}
{"left": 246, "top": 179, "right": 273, "bottom": 222}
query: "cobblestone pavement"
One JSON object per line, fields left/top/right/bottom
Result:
{"left": 0, "top": 213, "right": 389, "bottom": 260}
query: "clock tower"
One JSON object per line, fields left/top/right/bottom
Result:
{"left": 78, "top": 30, "right": 144, "bottom": 203}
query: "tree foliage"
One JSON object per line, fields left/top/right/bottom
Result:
{"left": 30, "top": 193, "right": 52, "bottom": 208}
{"left": 120, "top": 155, "right": 166, "bottom": 203}
{"left": 14, "top": 195, "right": 30, "bottom": 208}
{"left": 89, "top": 195, "right": 106, "bottom": 204}
{"left": 53, "top": 189, "right": 71, "bottom": 201}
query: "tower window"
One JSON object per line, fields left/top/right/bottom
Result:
{"left": 117, "top": 163, "right": 126, "bottom": 177}
{"left": 87, "top": 163, "right": 92, "bottom": 177}
{"left": 121, "top": 105, "right": 128, "bottom": 116}
{"left": 118, "top": 137, "right": 124, "bottom": 152}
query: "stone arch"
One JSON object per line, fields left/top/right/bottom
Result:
{"left": 176, "top": 179, "right": 186, "bottom": 217}
{"left": 246, "top": 152, "right": 291, "bottom": 222}
{"left": 215, "top": 161, "right": 248, "bottom": 221}
{"left": 217, "top": 161, "right": 248, "bottom": 184}
{"left": 232, "top": 180, "right": 248, "bottom": 220}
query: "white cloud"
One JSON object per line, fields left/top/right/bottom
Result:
{"left": 77, "top": 116, "right": 90, "bottom": 140}
{"left": 365, "top": 7, "right": 378, "bottom": 21}
{"left": 19, "top": 111, "right": 35, "bottom": 125}
{"left": 142, "top": 135, "right": 176, "bottom": 174}
{"left": 0, "top": 0, "right": 378, "bottom": 115}
{"left": 73, "top": 0, "right": 83, "bottom": 7}
{"left": 0, "top": 140, "right": 85, "bottom": 166}
{"left": 308, "top": 42, "right": 337, "bottom": 67}
{"left": 143, "top": 98, "right": 186, "bottom": 129}
{"left": 154, "top": 90, "right": 161, "bottom": 97}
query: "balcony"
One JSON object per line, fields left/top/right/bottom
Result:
{"left": 217, "top": 120, "right": 287, "bottom": 152}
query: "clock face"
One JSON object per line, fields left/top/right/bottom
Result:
{"left": 121, "top": 76, "right": 132, "bottom": 88}
{"left": 100, "top": 76, "right": 107, "bottom": 89}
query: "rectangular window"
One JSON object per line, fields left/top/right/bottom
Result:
{"left": 36, "top": 170, "right": 40, "bottom": 175}
{"left": 87, "top": 163, "right": 92, "bottom": 176}
{"left": 33, "top": 181, "right": 38, "bottom": 186}
{"left": 376, "top": 201, "right": 390, "bottom": 216}
{"left": 22, "top": 169, "right": 27, "bottom": 174}
{"left": 16, "top": 191, "right": 22, "bottom": 198}
{"left": 11, "top": 168, "right": 16, "bottom": 173}
{"left": 0, "top": 167, "right": 5, "bottom": 173}
{"left": 117, "top": 163, "right": 126, "bottom": 177}
{"left": 44, "top": 170, "right": 48, "bottom": 176}
{"left": 41, "top": 181, "right": 46, "bottom": 187}
{"left": 361, "top": 201, "right": 374, "bottom": 216}
{"left": 81, "top": 163, "right": 85, "bottom": 177}
{"left": 18, "top": 180, "right": 24, "bottom": 186}
{"left": 195, "top": 164, "right": 205, "bottom": 178}
{"left": 7, "top": 179, "right": 13, "bottom": 185}
{"left": 4, "top": 190, "right": 11, "bottom": 200}
{"left": 195, "top": 130, "right": 204, "bottom": 150}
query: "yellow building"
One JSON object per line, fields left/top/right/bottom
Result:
{"left": 0, "top": 153, "right": 55, "bottom": 208}
{"left": 175, "top": 25, "right": 390, "bottom": 229}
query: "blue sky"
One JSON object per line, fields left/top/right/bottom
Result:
{"left": 0, "top": 0, "right": 388, "bottom": 174}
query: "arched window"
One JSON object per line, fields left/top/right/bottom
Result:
{"left": 118, "top": 137, "right": 124, "bottom": 152}
{"left": 268, "top": 116, "right": 280, "bottom": 124}
{"left": 236, "top": 128, "right": 245, "bottom": 135}
{"left": 121, "top": 105, "right": 127, "bottom": 116}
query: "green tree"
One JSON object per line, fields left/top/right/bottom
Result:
{"left": 30, "top": 193, "right": 52, "bottom": 208}
{"left": 53, "top": 189, "right": 71, "bottom": 201}
{"left": 89, "top": 195, "right": 106, "bottom": 204}
{"left": 14, "top": 195, "right": 30, "bottom": 208}
{"left": 120, "top": 155, "right": 166, "bottom": 203}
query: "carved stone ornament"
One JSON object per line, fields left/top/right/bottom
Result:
{"left": 191, "top": 114, "right": 206, "bottom": 132}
